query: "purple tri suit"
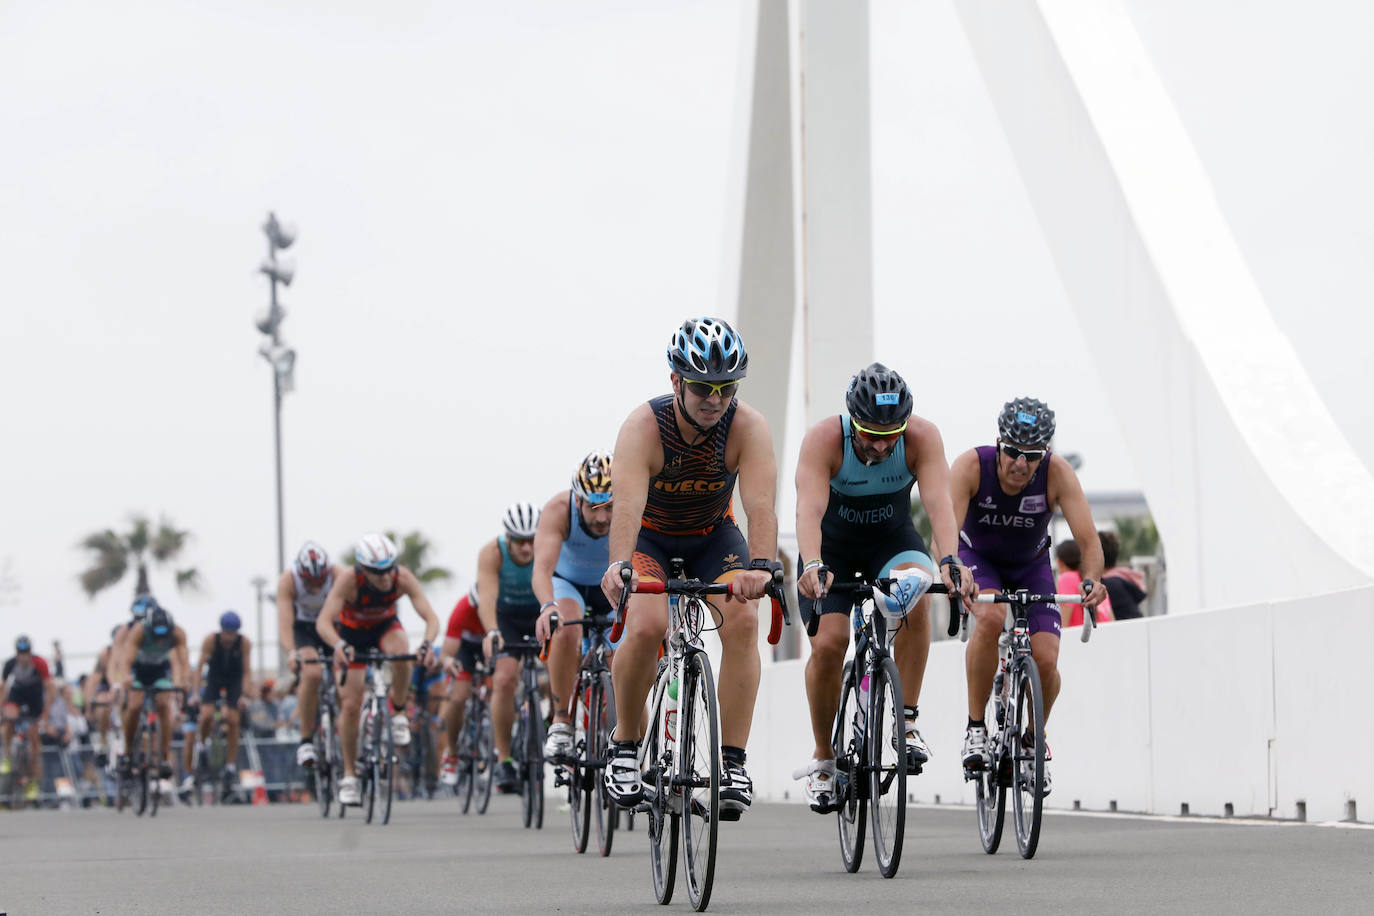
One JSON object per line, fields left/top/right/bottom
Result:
{"left": 958, "top": 445, "right": 1061, "bottom": 637}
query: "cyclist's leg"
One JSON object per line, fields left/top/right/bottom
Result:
{"left": 120, "top": 689, "right": 143, "bottom": 764}
{"left": 222, "top": 679, "right": 244, "bottom": 770}
{"left": 381, "top": 623, "right": 410, "bottom": 712}
{"left": 547, "top": 578, "right": 587, "bottom": 729}
{"left": 296, "top": 641, "right": 322, "bottom": 744}
{"left": 881, "top": 544, "right": 936, "bottom": 712}
{"left": 337, "top": 664, "right": 366, "bottom": 779}
{"left": 490, "top": 653, "right": 520, "bottom": 761}
{"left": 608, "top": 544, "right": 670, "bottom": 745}
{"left": 155, "top": 685, "right": 176, "bottom": 768}
{"left": 443, "top": 677, "right": 471, "bottom": 756}
{"left": 960, "top": 549, "right": 1005, "bottom": 718}
{"left": 693, "top": 523, "right": 759, "bottom": 751}
{"left": 803, "top": 608, "right": 851, "bottom": 761}
{"left": 1013, "top": 556, "right": 1063, "bottom": 725}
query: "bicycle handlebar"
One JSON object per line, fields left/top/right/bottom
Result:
{"left": 970, "top": 585, "right": 1099, "bottom": 643}
{"left": 541, "top": 611, "right": 617, "bottom": 660}
{"left": 805, "top": 568, "right": 966, "bottom": 639}
{"left": 607, "top": 563, "right": 793, "bottom": 645}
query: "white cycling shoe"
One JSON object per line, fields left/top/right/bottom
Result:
{"left": 792, "top": 758, "right": 838, "bottom": 814}
{"left": 338, "top": 777, "right": 362, "bottom": 806}
{"left": 543, "top": 722, "right": 574, "bottom": 761}
{"left": 391, "top": 716, "right": 411, "bottom": 747}
{"left": 296, "top": 742, "right": 317, "bottom": 767}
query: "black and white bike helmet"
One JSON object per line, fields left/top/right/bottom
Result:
{"left": 355, "top": 532, "right": 399, "bottom": 573}
{"left": 502, "top": 502, "right": 540, "bottom": 539}
{"left": 997, "top": 397, "right": 1056, "bottom": 447}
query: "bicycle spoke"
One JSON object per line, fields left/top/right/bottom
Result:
{"left": 834, "top": 659, "right": 867, "bottom": 873}
{"left": 868, "top": 658, "right": 906, "bottom": 878}
{"left": 1011, "top": 662, "right": 1045, "bottom": 859}
{"left": 680, "top": 652, "right": 719, "bottom": 912}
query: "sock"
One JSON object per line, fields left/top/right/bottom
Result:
{"left": 904, "top": 705, "right": 919, "bottom": 720}
{"left": 968, "top": 717, "right": 985, "bottom": 730}
{"left": 722, "top": 745, "right": 746, "bottom": 766}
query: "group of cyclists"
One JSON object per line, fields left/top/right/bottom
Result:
{"left": 3, "top": 315, "right": 1108, "bottom": 833}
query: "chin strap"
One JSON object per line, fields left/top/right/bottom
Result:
{"left": 675, "top": 381, "right": 714, "bottom": 447}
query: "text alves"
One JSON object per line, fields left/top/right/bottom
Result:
{"left": 977, "top": 513, "right": 1038, "bottom": 529}
{"left": 653, "top": 479, "right": 728, "bottom": 494}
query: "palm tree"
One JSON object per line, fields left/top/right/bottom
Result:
{"left": 77, "top": 514, "right": 203, "bottom": 601}
{"left": 1113, "top": 515, "right": 1161, "bottom": 561}
{"left": 339, "top": 530, "right": 453, "bottom": 586}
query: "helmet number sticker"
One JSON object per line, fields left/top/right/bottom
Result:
{"left": 875, "top": 392, "right": 899, "bottom": 405}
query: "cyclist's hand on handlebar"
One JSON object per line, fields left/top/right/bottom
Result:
{"left": 441, "top": 656, "right": 459, "bottom": 678}
{"left": 333, "top": 643, "right": 354, "bottom": 671}
{"left": 1080, "top": 577, "right": 1107, "bottom": 608}
{"left": 417, "top": 640, "right": 436, "bottom": 669}
{"left": 601, "top": 561, "right": 637, "bottom": 606}
{"left": 797, "top": 565, "right": 828, "bottom": 600}
{"left": 286, "top": 649, "right": 301, "bottom": 674}
{"left": 535, "top": 605, "right": 559, "bottom": 643}
{"left": 730, "top": 569, "right": 771, "bottom": 603}
{"left": 482, "top": 629, "right": 502, "bottom": 660}
{"left": 939, "top": 561, "right": 977, "bottom": 601}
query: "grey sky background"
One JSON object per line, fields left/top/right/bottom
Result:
{"left": 3, "top": 0, "right": 1369, "bottom": 668}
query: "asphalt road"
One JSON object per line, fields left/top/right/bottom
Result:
{"left": 3, "top": 793, "right": 1373, "bottom": 915}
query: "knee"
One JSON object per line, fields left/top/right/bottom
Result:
{"left": 807, "top": 632, "right": 847, "bottom": 672}
{"left": 724, "top": 604, "right": 759, "bottom": 643}
{"left": 492, "top": 670, "right": 516, "bottom": 695}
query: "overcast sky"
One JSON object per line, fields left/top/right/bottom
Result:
{"left": 3, "top": 0, "right": 1369, "bottom": 670}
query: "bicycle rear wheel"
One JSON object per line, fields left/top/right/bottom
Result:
{"left": 456, "top": 709, "right": 475, "bottom": 814}
{"left": 135, "top": 724, "right": 151, "bottom": 816}
{"left": 1011, "top": 661, "right": 1046, "bottom": 859}
{"left": 363, "top": 705, "right": 379, "bottom": 824}
{"left": 975, "top": 750, "right": 1006, "bottom": 854}
{"left": 680, "top": 650, "right": 720, "bottom": 912}
{"left": 835, "top": 659, "right": 867, "bottom": 873}
{"left": 521, "top": 691, "right": 546, "bottom": 830}
{"left": 570, "top": 677, "right": 592, "bottom": 853}
{"left": 868, "top": 657, "right": 905, "bottom": 878}
{"left": 644, "top": 696, "right": 678, "bottom": 906}
{"left": 593, "top": 673, "right": 616, "bottom": 857}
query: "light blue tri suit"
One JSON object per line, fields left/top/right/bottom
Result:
{"left": 552, "top": 493, "right": 621, "bottom": 648}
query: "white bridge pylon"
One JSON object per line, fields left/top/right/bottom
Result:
{"left": 729, "top": 0, "right": 1374, "bottom": 613}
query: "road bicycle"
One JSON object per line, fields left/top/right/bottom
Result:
{"left": 958, "top": 587, "right": 1094, "bottom": 859}
{"left": 3, "top": 717, "right": 39, "bottom": 810}
{"left": 300, "top": 657, "right": 346, "bottom": 818}
{"left": 545, "top": 610, "right": 618, "bottom": 856}
{"left": 454, "top": 656, "right": 495, "bottom": 815}
{"left": 503, "top": 638, "right": 549, "bottom": 830}
{"left": 346, "top": 650, "right": 417, "bottom": 825}
{"left": 610, "top": 559, "right": 792, "bottom": 912}
{"left": 117, "top": 686, "right": 181, "bottom": 817}
{"left": 191, "top": 689, "right": 234, "bottom": 806}
{"left": 805, "top": 570, "right": 961, "bottom": 878}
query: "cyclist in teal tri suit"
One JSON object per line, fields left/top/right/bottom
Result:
{"left": 476, "top": 502, "right": 543, "bottom": 793}
{"left": 113, "top": 603, "right": 190, "bottom": 780}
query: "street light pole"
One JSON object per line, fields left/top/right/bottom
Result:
{"left": 255, "top": 212, "right": 297, "bottom": 578}
{"left": 251, "top": 575, "right": 268, "bottom": 679}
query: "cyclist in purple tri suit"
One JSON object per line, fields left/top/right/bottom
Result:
{"left": 950, "top": 397, "right": 1107, "bottom": 796}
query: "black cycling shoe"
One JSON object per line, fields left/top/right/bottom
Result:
{"left": 495, "top": 759, "right": 518, "bottom": 794}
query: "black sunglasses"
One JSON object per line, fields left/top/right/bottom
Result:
{"left": 1000, "top": 442, "right": 1047, "bottom": 462}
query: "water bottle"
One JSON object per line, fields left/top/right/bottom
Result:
{"left": 663, "top": 678, "right": 679, "bottom": 746}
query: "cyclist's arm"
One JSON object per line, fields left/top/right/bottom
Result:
{"left": 114, "top": 623, "right": 143, "bottom": 686}
{"left": 733, "top": 403, "right": 779, "bottom": 563}
{"left": 315, "top": 573, "right": 353, "bottom": 653}
{"left": 795, "top": 419, "right": 842, "bottom": 593}
{"left": 475, "top": 539, "right": 502, "bottom": 635}
{"left": 171, "top": 627, "right": 191, "bottom": 690}
{"left": 397, "top": 566, "right": 440, "bottom": 644}
{"left": 276, "top": 569, "right": 297, "bottom": 657}
{"left": 193, "top": 634, "right": 214, "bottom": 695}
{"left": 238, "top": 635, "right": 254, "bottom": 697}
{"left": 532, "top": 490, "right": 571, "bottom": 608}
{"left": 1050, "top": 454, "right": 1108, "bottom": 606}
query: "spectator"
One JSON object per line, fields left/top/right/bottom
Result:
{"left": 1055, "top": 540, "right": 1113, "bottom": 627}
{"left": 43, "top": 681, "right": 75, "bottom": 748}
{"left": 1099, "top": 530, "right": 1148, "bottom": 620}
{"left": 248, "top": 680, "right": 284, "bottom": 740}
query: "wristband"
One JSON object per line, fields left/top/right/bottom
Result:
{"left": 607, "top": 559, "right": 631, "bottom": 575}
{"left": 939, "top": 555, "right": 957, "bottom": 568}
{"left": 540, "top": 601, "right": 558, "bottom": 613}
{"left": 801, "top": 559, "right": 823, "bottom": 574}
{"left": 334, "top": 640, "right": 347, "bottom": 654}
{"left": 749, "top": 558, "right": 778, "bottom": 572}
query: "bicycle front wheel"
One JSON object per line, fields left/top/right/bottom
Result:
{"left": 680, "top": 650, "right": 720, "bottom": 912}
{"left": 1011, "top": 660, "right": 1046, "bottom": 859}
{"left": 315, "top": 712, "right": 335, "bottom": 818}
{"left": 376, "top": 703, "right": 396, "bottom": 825}
{"left": 834, "top": 659, "right": 867, "bottom": 873}
{"left": 570, "top": 678, "right": 592, "bottom": 853}
{"left": 475, "top": 704, "right": 495, "bottom": 815}
{"left": 644, "top": 694, "right": 678, "bottom": 906}
{"left": 363, "top": 706, "right": 379, "bottom": 824}
{"left": 592, "top": 673, "right": 616, "bottom": 857}
{"left": 521, "top": 692, "right": 546, "bottom": 830}
{"left": 868, "top": 657, "right": 905, "bottom": 878}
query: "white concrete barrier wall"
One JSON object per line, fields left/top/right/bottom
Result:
{"left": 749, "top": 586, "right": 1374, "bottom": 824}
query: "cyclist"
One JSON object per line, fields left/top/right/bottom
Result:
{"left": 89, "top": 595, "right": 156, "bottom": 765}
{"left": 793, "top": 363, "right": 974, "bottom": 812}
{"left": 600, "top": 316, "right": 779, "bottom": 819}
{"left": 1, "top": 635, "right": 53, "bottom": 802}
{"left": 277, "top": 540, "right": 337, "bottom": 769}
{"left": 438, "top": 584, "right": 484, "bottom": 785}
{"left": 533, "top": 450, "right": 616, "bottom": 763}
{"left": 317, "top": 532, "right": 441, "bottom": 807}
{"left": 951, "top": 397, "right": 1107, "bottom": 795}
{"left": 187, "top": 611, "right": 253, "bottom": 792}
{"left": 114, "top": 604, "right": 191, "bottom": 782}
{"left": 476, "top": 502, "right": 543, "bottom": 793}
